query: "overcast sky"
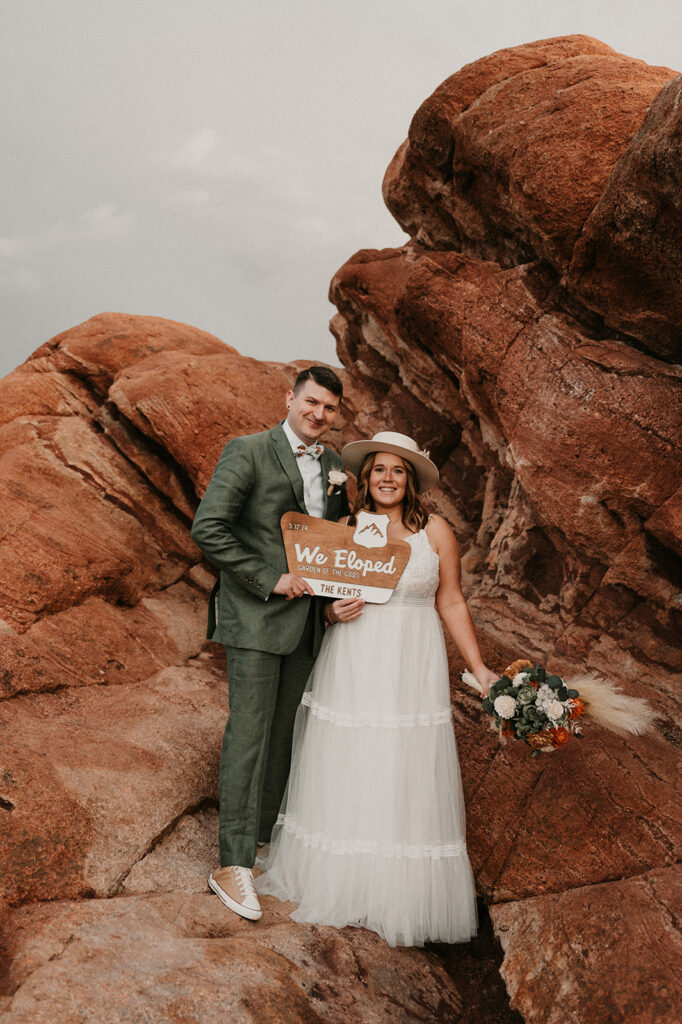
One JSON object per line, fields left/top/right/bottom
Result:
{"left": 1, "top": 0, "right": 679, "bottom": 378}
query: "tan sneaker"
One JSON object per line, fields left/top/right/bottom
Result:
{"left": 208, "top": 866, "right": 262, "bottom": 921}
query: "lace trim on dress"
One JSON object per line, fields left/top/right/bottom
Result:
{"left": 276, "top": 815, "right": 468, "bottom": 859}
{"left": 300, "top": 692, "right": 452, "bottom": 728}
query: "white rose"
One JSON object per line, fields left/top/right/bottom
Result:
{"left": 547, "top": 700, "right": 565, "bottom": 720}
{"left": 511, "top": 672, "right": 529, "bottom": 687}
{"left": 493, "top": 695, "right": 517, "bottom": 720}
{"left": 327, "top": 470, "right": 348, "bottom": 495}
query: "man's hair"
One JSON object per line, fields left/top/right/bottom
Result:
{"left": 293, "top": 365, "right": 343, "bottom": 399}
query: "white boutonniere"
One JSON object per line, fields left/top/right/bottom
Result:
{"left": 327, "top": 469, "right": 348, "bottom": 495}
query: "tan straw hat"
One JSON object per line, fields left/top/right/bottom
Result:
{"left": 341, "top": 431, "right": 439, "bottom": 493}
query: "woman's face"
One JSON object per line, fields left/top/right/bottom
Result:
{"left": 368, "top": 452, "right": 408, "bottom": 510}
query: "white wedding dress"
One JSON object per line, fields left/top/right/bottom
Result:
{"left": 257, "top": 529, "right": 478, "bottom": 947}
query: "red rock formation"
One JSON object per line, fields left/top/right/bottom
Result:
{"left": 331, "top": 248, "right": 681, "bottom": 710}
{"left": 1, "top": 892, "right": 460, "bottom": 1023}
{"left": 566, "top": 74, "right": 682, "bottom": 359}
{"left": 330, "top": 34, "right": 682, "bottom": 1024}
{"left": 492, "top": 866, "right": 682, "bottom": 1024}
{"left": 383, "top": 34, "right": 679, "bottom": 362}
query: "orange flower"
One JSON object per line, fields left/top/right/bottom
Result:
{"left": 569, "top": 698, "right": 585, "bottom": 719}
{"left": 550, "top": 726, "right": 569, "bottom": 747}
{"left": 526, "top": 733, "right": 554, "bottom": 751}
{"left": 502, "top": 659, "right": 534, "bottom": 679}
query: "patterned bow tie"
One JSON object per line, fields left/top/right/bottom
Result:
{"left": 296, "top": 443, "right": 324, "bottom": 460}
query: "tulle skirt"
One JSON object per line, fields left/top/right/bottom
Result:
{"left": 257, "top": 598, "right": 478, "bottom": 947}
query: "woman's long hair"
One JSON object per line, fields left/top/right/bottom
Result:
{"left": 348, "top": 453, "right": 429, "bottom": 533}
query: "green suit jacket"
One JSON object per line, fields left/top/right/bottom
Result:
{"left": 191, "top": 423, "right": 349, "bottom": 656}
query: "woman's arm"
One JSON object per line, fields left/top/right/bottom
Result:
{"left": 427, "top": 515, "right": 498, "bottom": 697}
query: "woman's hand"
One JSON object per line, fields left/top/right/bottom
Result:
{"left": 326, "top": 597, "right": 364, "bottom": 624}
{"left": 474, "top": 666, "right": 499, "bottom": 698}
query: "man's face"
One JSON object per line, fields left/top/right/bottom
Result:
{"left": 286, "top": 380, "right": 341, "bottom": 444}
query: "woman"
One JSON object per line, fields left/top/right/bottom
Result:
{"left": 257, "top": 431, "right": 498, "bottom": 946}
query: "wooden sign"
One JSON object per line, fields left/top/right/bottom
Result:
{"left": 281, "top": 511, "right": 411, "bottom": 603}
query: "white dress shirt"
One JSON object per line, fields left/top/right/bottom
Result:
{"left": 282, "top": 419, "right": 325, "bottom": 518}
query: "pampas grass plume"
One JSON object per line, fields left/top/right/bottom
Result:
{"left": 572, "top": 673, "right": 658, "bottom": 737}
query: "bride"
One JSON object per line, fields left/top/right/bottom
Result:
{"left": 257, "top": 431, "right": 498, "bottom": 947}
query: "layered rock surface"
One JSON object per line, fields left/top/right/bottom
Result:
{"left": 384, "top": 34, "right": 680, "bottom": 359}
{"left": 330, "top": 33, "right": 682, "bottom": 1024}
{"left": 1, "top": 890, "right": 461, "bottom": 1024}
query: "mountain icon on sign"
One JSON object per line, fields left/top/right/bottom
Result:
{"left": 359, "top": 523, "right": 384, "bottom": 537}
{"left": 353, "top": 511, "right": 389, "bottom": 548}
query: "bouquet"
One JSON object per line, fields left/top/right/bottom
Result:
{"left": 462, "top": 659, "right": 656, "bottom": 756}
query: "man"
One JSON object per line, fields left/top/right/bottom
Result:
{"left": 191, "top": 366, "right": 349, "bottom": 921}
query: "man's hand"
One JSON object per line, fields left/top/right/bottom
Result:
{"left": 272, "top": 573, "right": 315, "bottom": 600}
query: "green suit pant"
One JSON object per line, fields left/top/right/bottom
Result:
{"left": 219, "top": 601, "right": 316, "bottom": 867}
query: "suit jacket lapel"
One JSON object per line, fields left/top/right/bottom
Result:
{"left": 271, "top": 423, "right": 307, "bottom": 513}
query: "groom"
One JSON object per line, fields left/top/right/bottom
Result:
{"left": 191, "top": 366, "right": 349, "bottom": 921}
